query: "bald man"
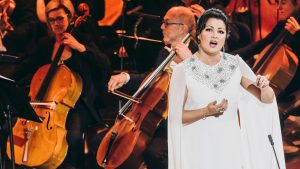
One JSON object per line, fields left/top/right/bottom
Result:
{"left": 108, "top": 6, "right": 197, "bottom": 92}
{"left": 108, "top": 6, "right": 198, "bottom": 169}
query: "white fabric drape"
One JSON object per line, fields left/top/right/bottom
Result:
{"left": 168, "top": 54, "right": 285, "bottom": 169}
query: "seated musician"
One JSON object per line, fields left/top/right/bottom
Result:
{"left": 36, "top": 0, "right": 105, "bottom": 51}
{"left": 232, "top": 0, "right": 300, "bottom": 154}
{"left": 108, "top": 6, "right": 197, "bottom": 169}
{"left": 14, "top": 0, "right": 110, "bottom": 168}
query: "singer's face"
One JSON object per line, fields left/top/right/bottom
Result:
{"left": 198, "top": 18, "right": 226, "bottom": 56}
{"left": 48, "top": 9, "right": 70, "bottom": 35}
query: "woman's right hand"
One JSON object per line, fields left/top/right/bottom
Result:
{"left": 206, "top": 99, "right": 228, "bottom": 117}
{"left": 182, "top": 98, "right": 228, "bottom": 124}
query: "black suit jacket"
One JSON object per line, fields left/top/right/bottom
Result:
{"left": 122, "top": 40, "right": 199, "bottom": 94}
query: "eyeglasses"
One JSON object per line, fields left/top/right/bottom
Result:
{"left": 48, "top": 14, "right": 68, "bottom": 24}
{"left": 162, "top": 20, "right": 184, "bottom": 27}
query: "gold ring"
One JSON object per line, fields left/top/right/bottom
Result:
{"left": 218, "top": 108, "right": 225, "bottom": 113}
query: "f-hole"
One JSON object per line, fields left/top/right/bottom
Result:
{"left": 45, "top": 111, "right": 52, "bottom": 130}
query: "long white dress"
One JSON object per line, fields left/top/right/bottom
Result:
{"left": 168, "top": 53, "right": 285, "bottom": 169}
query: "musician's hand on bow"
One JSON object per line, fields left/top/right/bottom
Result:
{"left": 108, "top": 73, "right": 128, "bottom": 92}
{"left": 285, "top": 16, "right": 300, "bottom": 35}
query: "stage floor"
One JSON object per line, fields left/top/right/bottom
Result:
{"left": 284, "top": 116, "right": 300, "bottom": 169}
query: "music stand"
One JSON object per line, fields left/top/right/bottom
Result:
{"left": 0, "top": 53, "right": 20, "bottom": 63}
{"left": 0, "top": 75, "right": 41, "bottom": 169}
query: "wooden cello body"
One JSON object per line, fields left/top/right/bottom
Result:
{"left": 96, "top": 34, "right": 191, "bottom": 169}
{"left": 6, "top": 18, "right": 84, "bottom": 167}
{"left": 6, "top": 64, "right": 82, "bottom": 169}
{"left": 253, "top": 44, "right": 298, "bottom": 96}
{"left": 252, "top": 12, "right": 299, "bottom": 96}
{"left": 97, "top": 71, "right": 169, "bottom": 169}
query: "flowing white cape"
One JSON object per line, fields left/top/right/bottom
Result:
{"left": 168, "top": 55, "right": 286, "bottom": 169}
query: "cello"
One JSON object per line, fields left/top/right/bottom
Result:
{"left": 252, "top": 11, "right": 300, "bottom": 96}
{"left": 6, "top": 25, "right": 82, "bottom": 168}
{"left": 96, "top": 34, "right": 191, "bottom": 169}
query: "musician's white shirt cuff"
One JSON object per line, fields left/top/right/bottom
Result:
{"left": 121, "top": 72, "right": 130, "bottom": 84}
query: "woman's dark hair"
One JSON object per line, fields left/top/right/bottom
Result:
{"left": 197, "top": 8, "right": 230, "bottom": 40}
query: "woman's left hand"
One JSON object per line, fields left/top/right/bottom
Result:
{"left": 255, "top": 75, "right": 270, "bottom": 89}
{"left": 62, "top": 33, "right": 86, "bottom": 52}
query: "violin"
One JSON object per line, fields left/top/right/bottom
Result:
{"left": 6, "top": 20, "right": 83, "bottom": 168}
{"left": 96, "top": 34, "right": 191, "bottom": 169}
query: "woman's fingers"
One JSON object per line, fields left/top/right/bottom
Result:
{"left": 256, "top": 75, "right": 269, "bottom": 88}
{"left": 216, "top": 99, "right": 228, "bottom": 114}
{"left": 208, "top": 99, "right": 228, "bottom": 116}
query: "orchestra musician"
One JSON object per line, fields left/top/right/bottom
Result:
{"left": 108, "top": 6, "right": 197, "bottom": 169}
{"left": 13, "top": 0, "right": 110, "bottom": 168}
{"left": 232, "top": 0, "right": 300, "bottom": 154}
{"left": 36, "top": 0, "right": 104, "bottom": 23}
{"left": 226, "top": 0, "right": 279, "bottom": 41}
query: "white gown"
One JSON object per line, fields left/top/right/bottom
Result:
{"left": 168, "top": 53, "right": 285, "bottom": 169}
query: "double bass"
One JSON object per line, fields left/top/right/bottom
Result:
{"left": 96, "top": 34, "right": 191, "bottom": 169}
{"left": 6, "top": 26, "right": 82, "bottom": 168}
{"left": 252, "top": 11, "right": 300, "bottom": 96}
